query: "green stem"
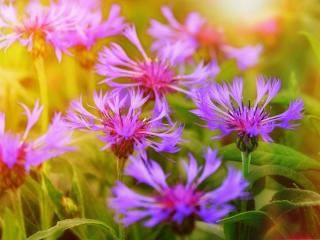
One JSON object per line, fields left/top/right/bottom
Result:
{"left": 240, "top": 151, "right": 251, "bottom": 239}
{"left": 34, "top": 56, "right": 49, "bottom": 132}
{"left": 39, "top": 168, "right": 54, "bottom": 240}
{"left": 65, "top": 56, "right": 78, "bottom": 99}
{"left": 10, "top": 189, "right": 26, "bottom": 238}
{"left": 241, "top": 151, "right": 251, "bottom": 178}
{"left": 116, "top": 158, "right": 125, "bottom": 240}
{"left": 87, "top": 69, "right": 95, "bottom": 97}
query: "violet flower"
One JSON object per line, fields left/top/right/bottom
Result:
{"left": 222, "top": 44, "right": 263, "bottom": 70}
{"left": 149, "top": 6, "right": 262, "bottom": 70}
{"left": 0, "top": 102, "right": 74, "bottom": 191}
{"left": 96, "top": 25, "right": 209, "bottom": 114}
{"left": 65, "top": 2, "right": 126, "bottom": 50}
{"left": 191, "top": 77, "right": 303, "bottom": 152}
{"left": 0, "top": 1, "right": 92, "bottom": 61}
{"left": 67, "top": 89, "right": 183, "bottom": 160}
{"left": 109, "top": 148, "right": 248, "bottom": 235}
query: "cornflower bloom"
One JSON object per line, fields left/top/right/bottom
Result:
{"left": 191, "top": 77, "right": 303, "bottom": 153}
{"left": 109, "top": 148, "right": 248, "bottom": 236}
{"left": 0, "top": 102, "right": 74, "bottom": 192}
{"left": 149, "top": 6, "right": 262, "bottom": 70}
{"left": 0, "top": 1, "right": 91, "bottom": 61}
{"left": 96, "top": 25, "right": 210, "bottom": 114}
{"left": 66, "top": 89, "right": 183, "bottom": 160}
{"left": 67, "top": 3, "right": 125, "bottom": 50}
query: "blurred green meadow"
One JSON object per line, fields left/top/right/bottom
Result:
{"left": 1, "top": 0, "right": 320, "bottom": 239}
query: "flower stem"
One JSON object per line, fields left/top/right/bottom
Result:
{"left": 39, "top": 167, "right": 54, "bottom": 240}
{"left": 241, "top": 151, "right": 251, "bottom": 178}
{"left": 34, "top": 56, "right": 49, "bottom": 132}
{"left": 87, "top": 69, "right": 95, "bottom": 97}
{"left": 116, "top": 158, "right": 125, "bottom": 240}
{"left": 10, "top": 189, "right": 26, "bottom": 238}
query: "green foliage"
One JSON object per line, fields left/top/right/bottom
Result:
{"left": 27, "top": 218, "right": 118, "bottom": 240}
{"left": 220, "top": 142, "right": 320, "bottom": 170}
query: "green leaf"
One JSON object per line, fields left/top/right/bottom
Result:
{"left": 220, "top": 142, "right": 320, "bottom": 171}
{"left": 27, "top": 218, "right": 118, "bottom": 240}
{"left": 219, "top": 211, "right": 273, "bottom": 227}
{"left": 42, "top": 174, "right": 64, "bottom": 219}
{"left": 1, "top": 208, "right": 24, "bottom": 240}
{"left": 248, "top": 165, "right": 316, "bottom": 191}
{"left": 301, "top": 32, "right": 320, "bottom": 64}
{"left": 262, "top": 188, "right": 320, "bottom": 217}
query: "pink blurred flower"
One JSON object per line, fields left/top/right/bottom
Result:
{"left": 0, "top": 101, "right": 74, "bottom": 191}
{"left": 149, "top": 6, "right": 263, "bottom": 70}
{"left": 65, "top": 2, "right": 126, "bottom": 50}
{"left": 222, "top": 44, "right": 263, "bottom": 70}
{"left": 0, "top": 1, "right": 98, "bottom": 61}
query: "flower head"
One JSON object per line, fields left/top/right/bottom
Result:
{"left": 66, "top": 3, "right": 126, "bottom": 50}
{"left": 192, "top": 77, "right": 303, "bottom": 152}
{"left": 67, "top": 89, "right": 183, "bottom": 159}
{"left": 222, "top": 44, "right": 263, "bottom": 70}
{"left": 148, "top": 6, "right": 262, "bottom": 70}
{"left": 109, "top": 148, "right": 248, "bottom": 235}
{"left": 0, "top": 102, "right": 74, "bottom": 191}
{"left": 0, "top": 1, "right": 95, "bottom": 61}
{"left": 96, "top": 25, "right": 209, "bottom": 114}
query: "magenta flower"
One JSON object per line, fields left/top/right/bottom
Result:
{"left": 149, "top": 6, "right": 262, "bottom": 70}
{"left": 109, "top": 148, "right": 248, "bottom": 235}
{"left": 66, "top": 3, "right": 126, "bottom": 50}
{"left": 0, "top": 1, "right": 91, "bottom": 61}
{"left": 222, "top": 44, "right": 263, "bottom": 70}
{"left": 96, "top": 25, "right": 209, "bottom": 114}
{"left": 192, "top": 77, "right": 303, "bottom": 151}
{"left": 0, "top": 102, "right": 74, "bottom": 191}
{"left": 67, "top": 89, "right": 183, "bottom": 159}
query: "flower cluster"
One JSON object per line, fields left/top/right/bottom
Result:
{"left": 0, "top": 0, "right": 125, "bottom": 61}
{"left": 149, "top": 6, "right": 263, "bottom": 70}
{"left": 109, "top": 148, "right": 248, "bottom": 234}
{"left": 0, "top": 102, "right": 73, "bottom": 191}
{"left": 192, "top": 77, "right": 303, "bottom": 152}
{"left": 67, "top": 89, "right": 183, "bottom": 159}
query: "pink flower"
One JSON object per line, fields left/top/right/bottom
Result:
{"left": 149, "top": 6, "right": 263, "bottom": 70}
{"left": 96, "top": 25, "right": 210, "bottom": 114}
{"left": 0, "top": 101, "right": 74, "bottom": 191}
{"left": 67, "top": 89, "right": 183, "bottom": 160}
{"left": 0, "top": 1, "right": 91, "bottom": 61}
{"left": 65, "top": 2, "right": 126, "bottom": 50}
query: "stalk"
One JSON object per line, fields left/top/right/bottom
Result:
{"left": 34, "top": 56, "right": 49, "bottom": 132}
{"left": 39, "top": 167, "right": 54, "bottom": 240}
{"left": 241, "top": 151, "right": 251, "bottom": 178}
{"left": 116, "top": 158, "right": 126, "bottom": 240}
{"left": 240, "top": 151, "right": 251, "bottom": 239}
{"left": 87, "top": 69, "right": 95, "bottom": 97}
{"left": 10, "top": 189, "right": 26, "bottom": 238}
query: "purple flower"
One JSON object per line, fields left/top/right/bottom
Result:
{"left": 67, "top": 89, "right": 183, "bottom": 159}
{"left": 96, "top": 25, "right": 209, "bottom": 114}
{"left": 0, "top": 102, "right": 74, "bottom": 191}
{"left": 148, "top": 6, "right": 262, "bottom": 70}
{"left": 0, "top": 1, "right": 107, "bottom": 61}
{"left": 222, "top": 44, "right": 263, "bottom": 70}
{"left": 148, "top": 6, "right": 208, "bottom": 58}
{"left": 109, "top": 148, "right": 248, "bottom": 235}
{"left": 192, "top": 77, "right": 303, "bottom": 151}
{"left": 65, "top": 2, "right": 126, "bottom": 50}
